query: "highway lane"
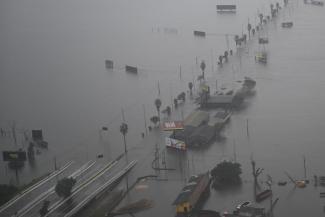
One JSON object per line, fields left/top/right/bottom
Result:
{"left": 46, "top": 159, "right": 135, "bottom": 217}
{"left": 16, "top": 160, "right": 96, "bottom": 217}
{"left": 63, "top": 161, "right": 137, "bottom": 217}
{"left": 19, "top": 160, "right": 114, "bottom": 217}
{"left": 0, "top": 161, "right": 74, "bottom": 217}
{"left": 44, "top": 160, "right": 120, "bottom": 217}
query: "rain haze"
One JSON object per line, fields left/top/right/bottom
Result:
{"left": 1, "top": 0, "right": 325, "bottom": 216}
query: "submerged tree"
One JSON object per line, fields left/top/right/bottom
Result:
{"left": 166, "top": 106, "right": 171, "bottom": 116}
{"left": 234, "top": 35, "right": 239, "bottom": 46}
{"left": 211, "top": 161, "right": 242, "bottom": 188}
{"left": 174, "top": 98, "right": 178, "bottom": 109}
{"left": 55, "top": 177, "right": 76, "bottom": 198}
{"left": 150, "top": 116, "right": 160, "bottom": 127}
{"left": 188, "top": 82, "right": 193, "bottom": 96}
{"left": 247, "top": 23, "right": 252, "bottom": 38}
{"left": 200, "top": 60, "right": 206, "bottom": 79}
{"left": 177, "top": 92, "right": 186, "bottom": 102}
{"left": 154, "top": 98, "right": 162, "bottom": 120}
{"left": 120, "top": 122, "right": 128, "bottom": 153}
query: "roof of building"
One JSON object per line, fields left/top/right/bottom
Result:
{"left": 184, "top": 111, "right": 209, "bottom": 127}
{"left": 172, "top": 189, "right": 193, "bottom": 205}
{"left": 172, "top": 173, "right": 207, "bottom": 205}
{"left": 214, "top": 111, "right": 230, "bottom": 119}
{"left": 171, "top": 126, "right": 196, "bottom": 141}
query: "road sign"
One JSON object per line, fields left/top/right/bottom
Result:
{"left": 162, "top": 121, "right": 184, "bottom": 131}
{"left": 2, "top": 151, "right": 27, "bottom": 161}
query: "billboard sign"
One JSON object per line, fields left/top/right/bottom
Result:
{"left": 165, "top": 137, "right": 186, "bottom": 151}
{"left": 2, "top": 151, "right": 27, "bottom": 162}
{"left": 162, "top": 121, "right": 184, "bottom": 131}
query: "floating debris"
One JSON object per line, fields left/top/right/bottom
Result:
{"left": 311, "top": 0, "right": 324, "bottom": 6}
{"left": 216, "top": 4, "right": 236, "bottom": 12}
{"left": 102, "top": 126, "right": 108, "bottom": 131}
{"left": 256, "top": 189, "right": 272, "bottom": 202}
{"left": 194, "top": 30, "right": 206, "bottom": 37}
{"left": 105, "top": 60, "right": 114, "bottom": 69}
{"left": 282, "top": 22, "right": 293, "bottom": 28}
{"left": 125, "top": 65, "right": 138, "bottom": 74}
{"left": 97, "top": 154, "right": 103, "bottom": 158}
{"left": 320, "top": 192, "right": 325, "bottom": 198}
{"left": 258, "top": 37, "right": 269, "bottom": 44}
{"left": 278, "top": 181, "right": 287, "bottom": 186}
{"left": 255, "top": 52, "right": 267, "bottom": 64}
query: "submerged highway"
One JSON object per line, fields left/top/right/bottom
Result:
{"left": 0, "top": 154, "right": 136, "bottom": 217}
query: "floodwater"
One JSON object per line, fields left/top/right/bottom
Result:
{"left": 1, "top": 0, "right": 325, "bottom": 216}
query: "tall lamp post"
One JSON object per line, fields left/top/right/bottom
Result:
{"left": 120, "top": 123, "right": 128, "bottom": 153}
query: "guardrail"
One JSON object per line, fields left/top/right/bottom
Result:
{"left": 63, "top": 160, "right": 138, "bottom": 217}
{"left": 16, "top": 161, "right": 95, "bottom": 217}
{"left": 0, "top": 161, "right": 74, "bottom": 215}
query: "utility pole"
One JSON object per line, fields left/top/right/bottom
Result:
{"left": 121, "top": 108, "right": 125, "bottom": 122}
{"left": 157, "top": 81, "right": 161, "bottom": 97}
{"left": 226, "top": 34, "right": 230, "bottom": 51}
{"left": 179, "top": 65, "right": 182, "bottom": 80}
{"left": 246, "top": 118, "right": 249, "bottom": 137}
{"left": 143, "top": 104, "right": 148, "bottom": 135}
{"left": 54, "top": 157, "right": 57, "bottom": 170}
{"left": 162, "top": 150, "right": 166, "bottom": 169}
{"left": 211, "top": 49, "right": 214, "bottom": 73}
{"left": 155, "top": 143, "right": 160, "bottom": 169}
{"left": 303, "top": 155, "right": 307, "bottom": 180}
{"left": 233, "top": 140, "right": 237, "bottom": 162}
{"left": 12, "top": 121, "right": 17, "bottom": 146}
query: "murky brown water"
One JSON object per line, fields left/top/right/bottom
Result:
{"left": 1, "top": 0, "right": 325, "bottom": 216}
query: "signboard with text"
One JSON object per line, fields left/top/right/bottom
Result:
{"left": 165, "top": 137, "right": 186, "bottom": 151}
{"left": 2, "top": 151, "right": 27, "bottom": 162}
{"left": 162, "top": 121, "right": 184, "bottom": 131}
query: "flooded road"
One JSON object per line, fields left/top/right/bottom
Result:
{"left": 1, "top": 0, "right": 325, "bottom": 216}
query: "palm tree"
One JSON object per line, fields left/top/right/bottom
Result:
{"left": 150, "top": 116, "right": 160, "bottom": 127}
{"left": 200, "top": 61, "right": 206, "bottom": 79}
{"left": 188, "top": 82, "right": 193, "bottom": 96}
{"left": 174, "top": 98, "right": 178, "bottom": 108}
{"left": 218, "top": 55, "right": 223, "bottom": 65}
{"left": 259, "top": 14, "right": 263, "bottom": 25}
{"left": 154, "top": 98, "right": 162, "bottom": 120}
{"left": 166, "top": 106, "right": 171, "bottom": 116}
{"left": 234, "top": 35, "right": 239, "bottom": 46}
{"left": 224, "top": 51, "right": 229, "bottom": 62}
{"left": 120, "top": 123, "right": 128, "bottom": 153}
{"left": 247, "top": 23, "right": 252, "bottom": 38}
{"left": 276, "top": 2, "right": 280, "bottom": 11}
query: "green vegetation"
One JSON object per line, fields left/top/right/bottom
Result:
{"left": 55, "top": 177, "right": 76, "bottom": 198}
{"left": 154, "top": 98, "right": 162, "bottom": 120}
{"left": 120, "top": 122, "right": 128, "bottom": 153}
{"left": 211, "top": 161, "right": 242, "bottom": 188}
{"left": 0, "top": 184, "right": 19, "bottom": 206}
{"left": 150, "top": 116, "right": 160, "bottom": 126}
